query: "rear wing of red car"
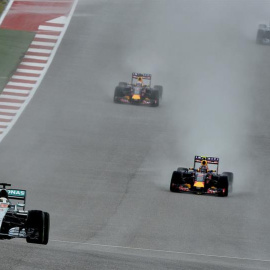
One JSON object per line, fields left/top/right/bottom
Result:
{"left": 132, "top": 72, "right": 152, "bottom": 80}
{"left": 194, "top": 156, "right": 219, "bottom": 172}
{"left": 132, "top": 73, "right": 152, "bottom": 87}
{"left": 194, "top": 156, "right": 219, "bottom": 164}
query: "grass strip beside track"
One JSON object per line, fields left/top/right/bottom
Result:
{"left": 0, "top": 29, "right": 35, "bottom": 92}
{"left": 0, "top": 0, "right": 8, "bottom": 15}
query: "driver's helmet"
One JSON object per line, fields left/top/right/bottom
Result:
{"left": 0, "top": 197, "right": 8, "bottom": 203}
{"left": 199, "top": 160, "right": 208, "bottom": 172}
{"left": 0, "top": 189, "right": 8, "bottom": 198}
{"left": 137, "top": 77, "right": 143, "bottom": 85}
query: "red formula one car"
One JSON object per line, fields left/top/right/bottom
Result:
{"left": 170, "top": 156, "right": 233, "bottom": 197}
{"left": 114, "top": 73, "right": 163, "bottom": 107}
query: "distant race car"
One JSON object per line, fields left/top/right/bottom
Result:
{"left": 256, "top": 24, "right": 270, "bottom": 45}
{"left": 0, "top": 183, "right": 50, "bottom": 245}
{"left": 170, "top": 156, "right": 233, "bottom": 197}
{"left": 114, "top": 72, "right": 163, "bottom": 107}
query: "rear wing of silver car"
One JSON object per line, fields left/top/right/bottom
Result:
{"left": 7, "top": 189, "right": 26, "bottom": 202}
{"left": 0, "top": 183, "right": 27, "bottom": 209}
{"left": 7, "top": 189, "right": 27, "bottom": 210}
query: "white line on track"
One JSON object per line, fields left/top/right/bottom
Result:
{"left": 0, "top": 115, "right": 13, "bottom": 120}
{"left": 31, "top": 41, "right": 56, "bottom": 47}
{"left": 27, "top": 48, "right": 52, "bottom": 54}
{"left": 12, "top": 76, "right": 39, "bottom": 81}
{"left": 23, "top": 55, "right": 49, "bottom": 61}
{"left": 51, "top": 240, "right": 270, "bottom": 263}
{"left": 35, "top": 34, "right": 59, "bottom": 40}
{"left": 20, "top": 62, "right": 47, "bottom": 67}
{"left": 47, "top": 16, "right": 67, "bottom": 24}
{"left": 3, "top": 89, "right": 30, "bottom": 94}
{"left": 0, "top": 109, "right": 18, "bottom": 114}
{"left": 16, "top": 69, "right": 41, "bottom": 74}
{"left": 39, "top": 25, "right": 64, "bottom": 31}
{"left": 0, "top": 102, "right": 21, "bottom": 106}
{"left": 7, "top": 82, "right": 35, "bottom": 87}
{"left": 0, "top": 95, "right": 27, "bottom": 101}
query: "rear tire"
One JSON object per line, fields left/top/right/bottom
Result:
{"left": 118, "top": 82, "right": 127, "bottom": 87}
{"left": 256, "top": 29, "right": 264, "bottom": 44}
{"left": 177, "top": 167, "right": 188, "bottom": 173}
{"left": 258, "top": 24, "right": 267, "bottom": 29}
{"left": 26, "top": 210, "right": 50, "bottom": 245}
{"left": 153, "top": 85, "right": 163, "bottom": 99}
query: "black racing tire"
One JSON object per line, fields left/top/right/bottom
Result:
{"left": 43, "top": 212, "right": 50, "bottom": 245}
{"left": 153, "top": 85, "right": 163, "bottom": 99}
{"left": 170, "top": 178, "right": 176, "bottom": 192}
{"left": 26, "top": 210, "right": 50, "bottom": 245}
{"left": 170, "top": 171, "right": 183, "bottom": 192}
{"left": 153, "top": 98, "right": 159, "bottom": 107}
{"left": 177, "top": 167, "right": 188, "bottom": 173}
{"left": 150, "top": 90, "right": 159, "bottom": 107}
{"left": 256, "top": 29, "right": 264, "bottom": 44}
{"left": 221, "top": 172, "right": 233, "bottom": 193}
{"left": 114, "top": 87, "right": 124, "bottom": 103}
{"left": 218, "top": 176, "right": 229, "bottom": 197}
{"left": 118, "top": 82, "right": 128, "bottom": 87}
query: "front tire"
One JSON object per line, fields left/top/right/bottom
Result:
{"left": 218, "top": 176, "right": 229, "bottom": 197}
{"left": 114, "top": 87, "right": 124, "bottom": 103}
{"left": 26, "top": 210, "right": 50, "bottom": 245}
{"left": 150, "top": 90, "right": 159, "bottom": 107}
{"left": 221, "top": 172, "right": 233, "bottom": 193}
{"left": 43, "top": 212, "right": 50, "bottom": 245}
{"left": 153, "top": 85, "right": 163, "bottom": 99}
{"left": 170, "top": 178, "right": 176, "bottom": 192}
{"left": 170, "top": 171, "right": 182, "bottom": 192}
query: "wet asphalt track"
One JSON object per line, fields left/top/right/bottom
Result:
{"left": 0, "top": 0, "right": 270, "bottom": 269}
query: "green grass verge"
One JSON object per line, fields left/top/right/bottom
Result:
{"left": 0, "top": 1, "right": 8, "bottom": 15}
{"left": 0, "top": 29, "right": 35, "bottom": 92}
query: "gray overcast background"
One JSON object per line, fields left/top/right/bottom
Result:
{"left": 0, "top": 0, "right": 270, "bottom": 269}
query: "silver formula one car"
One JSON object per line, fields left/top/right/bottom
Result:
{"left": 0, "top": 183, "right": 50, "bottom": 245}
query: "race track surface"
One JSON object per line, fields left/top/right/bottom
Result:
{"left": 0, "top": 1, "right": 270, "bottom": 269}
